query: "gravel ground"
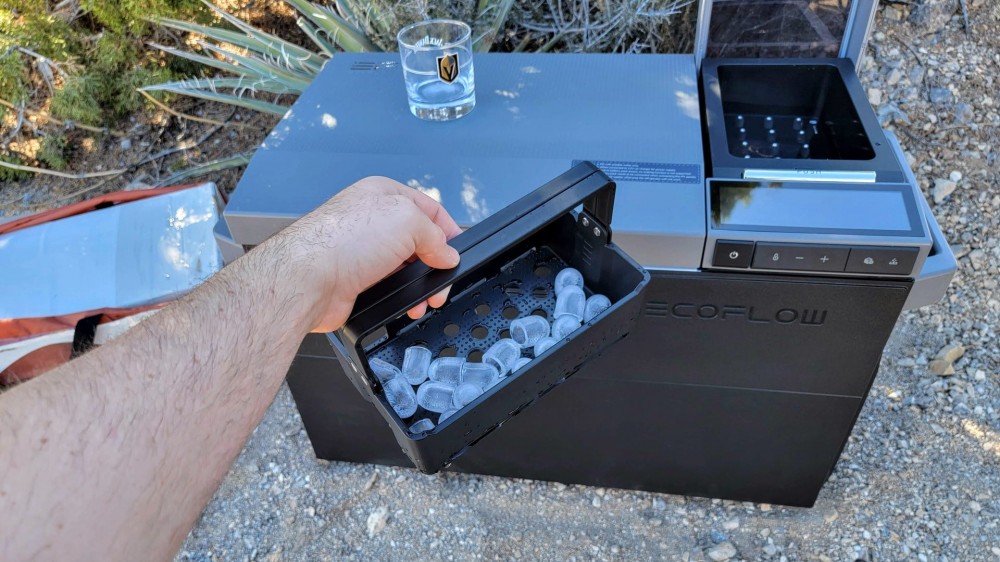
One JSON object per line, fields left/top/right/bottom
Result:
{"left": 9, "top": 2, "right": 987, "bottom": 561}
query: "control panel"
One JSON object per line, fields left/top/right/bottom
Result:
{"left": 704, "top": 179, "right": 932, "bottom": 278}
{"left": 711, "top": 241, "right": 919, "bottom": 276}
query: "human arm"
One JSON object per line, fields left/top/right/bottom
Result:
{"left": 0, "top": 177, "right": 462, "bottom": 561}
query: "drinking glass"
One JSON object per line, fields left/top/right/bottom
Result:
{"left": 397, "top": 19, "right": 476, "bottom": 121}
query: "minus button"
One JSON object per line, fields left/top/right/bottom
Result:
{"left": 752, "top": 244, "right": 850, "bottom": 272}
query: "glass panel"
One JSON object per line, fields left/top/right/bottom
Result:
{"left": 710, "top": 182, "right": 922, "bottom": 237}
{"left": 707, "top": 0, "right": 853, "bottom": 59}
{"left": 716, "top": 185, "right": 910, "bottom": 230}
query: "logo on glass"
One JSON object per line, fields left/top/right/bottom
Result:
{"left": 436, "top": 52, "right": 459, "bottom": 84}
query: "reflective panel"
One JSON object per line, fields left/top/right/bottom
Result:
{"left": 710, "top": 181, "right": 923, "bottom": 237}
{"left": 717, "top": 185, "right": 909, "bottom": 230}
{"left": 707, "top": 0, "right": 853, "bottom": 59}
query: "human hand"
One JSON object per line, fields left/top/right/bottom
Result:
{"left": 274, "top": 176, "right": 462, "bottom": 333}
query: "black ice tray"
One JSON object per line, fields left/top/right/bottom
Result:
{"left": 333, "top": 162, "right": 650, "bottom": 474}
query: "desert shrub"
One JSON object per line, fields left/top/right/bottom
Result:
{"left": 50, "top": 33, "right": 175, "bottom": 124}
{"left": 0, "top": 152, "right": 31, "bottom": 181}
{"left": 36, "top": 134, "right": 70, "bottom": 170}
{"left": 84, "top": 0, "right": 204, "bottom": 34}
{"left": 0, "top": 0, "right": 206, "bottom": 126}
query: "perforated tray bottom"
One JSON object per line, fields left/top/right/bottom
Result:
{"left": 368, "top": 246, "right": 594, "bottom": 425}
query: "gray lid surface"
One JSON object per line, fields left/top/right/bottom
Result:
{"left": 226, "top": 53, "right": 707, "bottom": 269}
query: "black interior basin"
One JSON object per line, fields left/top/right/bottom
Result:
{"left": 718, "top": 64, "right": 874, "bottom": 161}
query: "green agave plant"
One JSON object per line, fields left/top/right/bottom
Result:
{"left": 142, "top": 0, "right": 515, "bottom": 116}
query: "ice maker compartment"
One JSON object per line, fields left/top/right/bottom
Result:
{"left": 718, "top": 64, "right": 874, "bottom": 161}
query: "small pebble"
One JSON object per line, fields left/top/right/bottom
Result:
{"left": 706, "top": 541, "right": 737, "bottom": 561}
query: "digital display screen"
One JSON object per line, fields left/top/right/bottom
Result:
{"left": 715, "top": 184, "right": 916, "bottom": 233}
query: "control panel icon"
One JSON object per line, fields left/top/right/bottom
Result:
{"left": 729, "top": 250, "right": 740, "bottom": 260}
{"left": 863, "top": 257, "right": 874, "bottom": 265}
{"left": 772, "top": 252, "right": 780, "bottom": 261}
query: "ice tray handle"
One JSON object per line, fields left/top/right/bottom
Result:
{"left": 337, "top": 161, "right": 616, "bottom": 385}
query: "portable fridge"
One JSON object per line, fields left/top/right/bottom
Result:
{"left": 220, "top": 0, "right": 956, "bottom": 506}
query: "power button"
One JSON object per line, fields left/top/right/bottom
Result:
{"left": 713, "top": 240, "right": 754, "bottom": 268}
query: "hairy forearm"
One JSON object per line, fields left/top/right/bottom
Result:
{"left": 0, "top": 235, "right": 318, "bottom": 561}
{"left": 0, "top": 176, "right": 462, "bottom": 562}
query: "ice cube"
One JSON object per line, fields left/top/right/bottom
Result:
{"left": 416, "top": 381, "right": 456, "bottom": 413}
{"left": 369, "top": 357, "right": 401, "bottom": 383}
{"left": 401, "top": 345, "right": 432, "bottom": 385}
{"left": 533, "top": 337, "right": 557, "bottom": 357}
{"left": 461, "top": 362, "right": 499, "bottom": 389}
{"left": 482, "top": 338, "right": 520, "bottom": 376}
{"left": 554, "top": 267, "right": 584, "bottom": 296}
{"left": 383, "top": 377, "right": 417, "bottom": 418}
{"left": 584, "top": 294, "right": 612, "bottom": 322}
{"left": 409, "top": 418, "right": 435, "bottom": 433}
{"left": 552, "top": 314, "right": 582, "bottom": 339}
{"left": 439, "top": 408, "right": 459, "bottom": 423}
{"left": 510, "top": 315, "right": 550, "bottom": 348}
{"left": 513, "top": 357, "right": 532, "bottom": 371}
{"left": 428, "top": 356, "right": 465, "bottom": 386}
{"left": 554, "top": 285, "right": 585, "bottom": 320}
{"left": 452, "top": 382, "right": 484, "bottom": 408}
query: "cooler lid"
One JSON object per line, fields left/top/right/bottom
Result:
{"left": 694, "top": 0, "right": 878, "bottom": 68}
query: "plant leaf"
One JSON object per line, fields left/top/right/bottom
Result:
{"left": 338, "top": 0, "right": 391, "bottom": 38}
{"left": 154, "top": 151, "right": 254, "bottom": 187}
{"left": 196, "top": 0, "right": 327, "bottom": 65}
{"left": 196, "top": 41, "right": 313, "bottom": 91}
{"left": 139, "top": 82, "right": 289, "bottom": 115}
{"left": 148, "top": 42, "right": 265, "bottom": 79}
{"left": 296, "top": 18, "right": 336, "bottom": 58}
{"left": 156, "top": 17, "right": 324, "bottom": 74}
{"left": 334, "top": 0, "right": 358, "bottom": 24}
{"left": 473, "top": 0, "right": 515, "bottom": 52}
{"left": 157, "top": 76, "right": 295, "bottom": 95}
{"left": 283, "top": 0, "right": 382, "bottom": 52}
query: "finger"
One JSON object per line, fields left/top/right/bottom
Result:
{"left": 407, "top": 301, "right": 428, "bottom": 319}
{"left": 427, "top": 287, "right": 450, "bottom": 309}
{"left": 407, "top": 207, "right": 460, "bottom": 270}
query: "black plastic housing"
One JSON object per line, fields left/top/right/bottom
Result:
{"left": 332, "top": 162, "right": 650, "bottom": 474}
{"left": 290, "top": 270, "right": 912, "bottom": 507}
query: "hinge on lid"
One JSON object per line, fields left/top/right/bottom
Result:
{"left": 578, "top": 211, "right": 609, "bottom": 246}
